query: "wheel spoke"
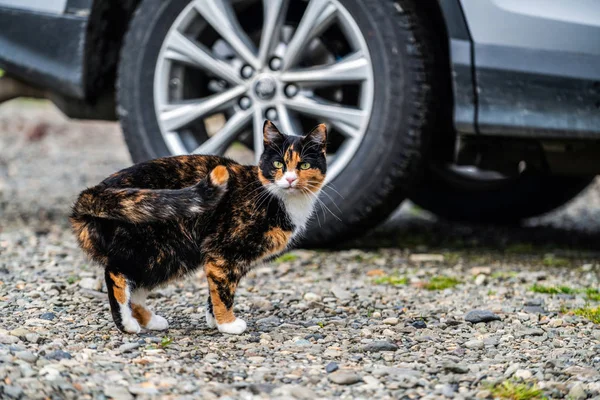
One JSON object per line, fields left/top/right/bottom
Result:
{"left": 159, "top": 85, "right": 246, "bottom": 132}
{"left": 276, "top": 105, "right": 303, "bottom": 136}
{"left": 281, "top": 0, "right": 337, "bottom": 71}
{"left": 192, "top": 109, "right": 252, "bottom": 155}
{"left": 163, "top": 131, "right": 189, "bottom": 155}
{"left": 284, "top": 95, "right": 364, "bottom": 137}
{"left": 193, "top": 0, "right": 260, "bottom": 69}
{"left": 253, "top": 107, "right": 265, "bottom": 164}
{"left": 280, "top": 51, "right": 369, "bottom": 86}
{"left": 258, "top": 0, "right": 289, "bottom": 67}
{"left": 163, "top": 30, "right": 243, "bottom": 85}
{"left": 329, "top": 120, "right": 359, "bottom": 139}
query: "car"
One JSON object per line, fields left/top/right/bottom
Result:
{"left": 1, "top": 0, "right": 599, "bottom": 246}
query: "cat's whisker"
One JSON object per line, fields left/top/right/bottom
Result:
{"left": 300, "top": 188, "right": 324, "bottom": 224}
{"left": 245, "top": 185, "right": 268, "bottom": 200}
{"left": 304, "top": 181, "right": 344, "bottom": 200}
{"left": 306, "top": 190, "right": 322, "bottom": 228}
{"left": 324, "top": 182, "right": 344, "bottom": 197}
{"left": 245, "top": 190, "right": 272, "bottom": 215}
{"left": 308, "top": 186, "right": 343, "bottom": 214}
{"left": 250, "top": 190, "right": 272, "bottom": 212}
{"left": 253, "top": 186, "right": 279, "bottom": 214}
{"left": 321, "top": 183, "right": 344, "bottom": 199}
{"left": 239, "top": 180, "right": 261, "bottom": 192}
{"left": 300, "top": 185, "right": 327, "bottom": 221}
{"left": 302, "top": 187, "right": 341, "bottom": 222}
{"left": 245, "top": 187, "right": 266, "bottom": 203}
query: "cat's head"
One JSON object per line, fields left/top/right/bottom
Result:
{"left": 258, "top": 120, "right": 327, "bottom": 196}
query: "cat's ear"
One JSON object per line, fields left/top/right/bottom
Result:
{"left": 263, "top": 120, "right": 284, "bottom": 146}
{"left": 303, "top": 123, "right": 327, "bottom": 151}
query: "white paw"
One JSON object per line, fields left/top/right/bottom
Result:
{"left": 217, "top": 318, "right": 247, "bottom": 335}
{"left": 206, "top": 308, "right": 217, "bottom": 329}
{"left": 144, "top": 314, "right": 169, "bottom": 330}
{"left": 121, "top": 318, "right": 141, "bottom": 334}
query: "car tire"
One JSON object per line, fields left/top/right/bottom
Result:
{"left": 409, "top": 169, "right": 594, "bottom": 223}
{"left": 117, "top": 0, "right": 441, "bottom": 246}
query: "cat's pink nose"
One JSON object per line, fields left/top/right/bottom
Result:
{"left": 286, "top": 176, "right": 296, "bottom": 184}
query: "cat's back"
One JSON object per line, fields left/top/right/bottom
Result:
{"left": 101, "top": 155, "right": 239, "bottom": 190}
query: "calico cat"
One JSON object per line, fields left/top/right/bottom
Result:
{"left": 70, "top": 121, "right": 326, "bottom": 335}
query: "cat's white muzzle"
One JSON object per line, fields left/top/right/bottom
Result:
{"left": 276, "top": 171, "right": 298, "bottom": 190}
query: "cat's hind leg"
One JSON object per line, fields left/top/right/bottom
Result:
{"left": 205, "top": 261, "right": 246, "bottom": 335}
{"left": 105, "top": 269, "right": 141, "bottom": 333}
{"left": 205, "top": 296, "right": 217, "bottom": 329}
{"left": 131, "top": 289, "right": 169, "bottom": 331}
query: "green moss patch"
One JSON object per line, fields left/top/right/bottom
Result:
{"left": 489, "top": 380, "right": 544, "bottom": 400}
{"left": 372, "top": 275, "right": 408, "bottom": 286}
{"left": 572, "top": 306, "right": 600, "bottom": 324}
{"left": 424, "top": 276, "right": 461, "bottom": 291}
{"left": 274, "top": 253, "right": 298, "bottom": 263}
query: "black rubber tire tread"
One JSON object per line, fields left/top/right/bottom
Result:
{"left": 116, "top": 0, "right": 442, "bottom": 247}
{"left": 410, "top": 174, "right": 594, "bottom": 223}
{"left": 299, "top": 0, "right": 442, "bottom": 247}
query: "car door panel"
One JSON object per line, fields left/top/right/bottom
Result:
{"left": 460, "top": 0, "right": 600, "bottom": 138}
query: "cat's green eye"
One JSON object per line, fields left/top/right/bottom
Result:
{"left": 273, "top": 161, "right": 284, "bottom": 169}
{"left": 300, "top": 162, "right": 311, "bottom": 170}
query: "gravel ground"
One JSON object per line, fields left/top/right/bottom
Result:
{"left": 1, "top": 101, "right": 600, "bottom": 399}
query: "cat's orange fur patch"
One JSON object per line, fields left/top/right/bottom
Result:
{"left": 273, "top": 168, "right": 284, "bottom": 182}
{"left": 298, "top": 169, "right": 325, "bottom": 192}
{"left": 210, "top": 166, "right": 229, "bottom": 186}
{"left": 71, "top": 219, "right": 92, "bottom": 250}
{"left": 109, "top": 272, "right": 128, "bottom": 304}
{"left": 284, "top": 146, "right": 300, "bottom": 170}
{"left": 70, "top": 218, "right": 108, "bottom": 264}
{"left": 266, "top": 228, "right": 292, "bottom": 254}
{"left": 205, "top": 261, "right": 236, "bottom": 324}
{"left": 131, "top": 303, "right": 152, "bottom": 326}
{"left": 257, "top": 168, "right": 270, "bottom": 185}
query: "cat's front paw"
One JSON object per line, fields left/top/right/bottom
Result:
{"left": 121, "top": 318, "right": 142, "bottom": 334}
{"left": 144, "top": 314, "right": 169, "bottom": 330}
{"left": 205, "top": 308, "right": 217, "bottom": 329}
{"left": 217, "top": 318, "right": 247, "bottom": 335}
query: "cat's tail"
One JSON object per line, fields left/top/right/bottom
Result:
{"left": 70, "top": 165, "right": 229, "bottom": 224}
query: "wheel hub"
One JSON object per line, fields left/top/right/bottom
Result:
{"left": 253, "top": 75, "right": 278, "bottom": 101}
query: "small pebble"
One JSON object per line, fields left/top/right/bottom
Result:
{"left": 39, "top": 312, "right": 56, "bottom": 321}
{"left": 15, "top": 351, "right": 37, "bottom": 363}
{"left": 464, "top": 340, "right": 484, "bottom": 349}
{"left": 119, "top": 343, "right": 141, "bottom": 353}
{"left": 325, "top": 362, "right": 339, "bottom": 373}
{"left": 411, "top": 320, "right": 427, "bottom": 329}
{"left": 0, "top": 334, "right": 19, "bottom": 344}
{"left": 465, "top": 310, "right": 501, "bottom": 323}
{"left": 514, "top": 369, "right": 532, "bottom": 380}
{"left": 328, "top": 371, "right": 362, "bottom": 385}
{"left": 46, "top": 350, "right": 72, "bottom": 360}
{"left": 303, "top": 292, "right": 321, "bottom": 302}
{"left": 362, "top": 341, "right": 398, "bottom": 352}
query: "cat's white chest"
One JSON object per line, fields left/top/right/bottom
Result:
{"left": 282, "top": 194, "right": 317, "bottom": 236}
